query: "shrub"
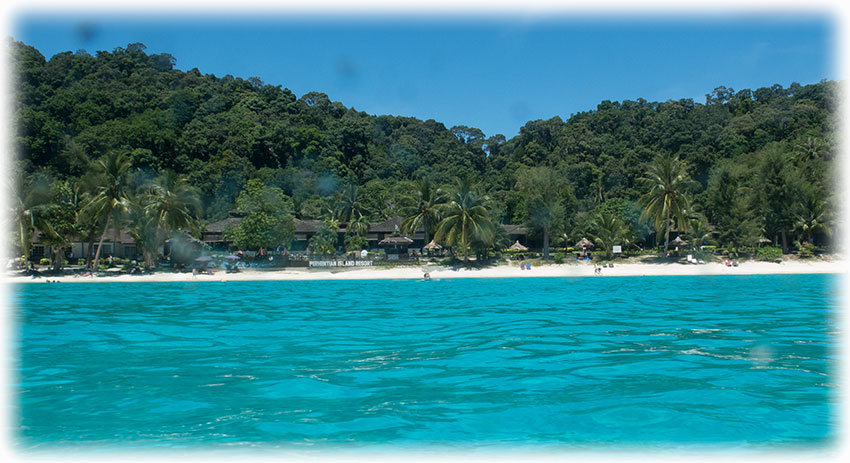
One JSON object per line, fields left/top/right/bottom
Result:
{"left": 39, "top": 258, "right": 51, "bottom": 265}
{"left": 77, "top": 258, "right": 87, "bottom": 266}
{"left": 795, "top": 241, "right": 817, "bottom": 258}
{"left": 757, "top": 246, "right": 782, "bottom": 262}
{"left": 553, "top": 252, "right": 565, "bottom": 264}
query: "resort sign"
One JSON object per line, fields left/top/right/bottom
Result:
{"left": 309, "top": 260, "right": 373, "bottom": 268}
{"left": 612, "top": 245, "right": 622, "bottom": 253}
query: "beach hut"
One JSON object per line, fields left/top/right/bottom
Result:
{"left": 379, "top": 234, "right": 414, "bottom": 260}
{"left": 670, "top": 236, "right": 688, "bottom": 250}
{"left": 423, "top": 239, "right": 442, "bottom": 256}
{"left": 758, "top": 236, "right": 773, "bottom": 247}
{"left": 424, "top": 239, "right": 442, "bottom": 250}
{"left": 509, "top": 240, "right": 528, "bottom": 251}
{"left": 576, "top": 237, "right": 594, "bottom": 256}
{"left": 576, "top": 238, "right": 594, "bottom": 248}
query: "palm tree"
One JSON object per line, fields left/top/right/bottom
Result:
{"left": 638, "top": 153, "right": 697, "bottom": 252}
{"left": 589, "top": 211, "right": 628, "bottom": 259}
{"left": 346, "top": 213, "right": 371, "bottom": 238}
{"left": 526, "top": 194, "right": 564, "bottom": 260}
{"left": 514, "top": 166, "right": 569, "bottom": 260}
{"left": 147, "top": 171, "right": 202, "bottom": 236}
{"left": 335, "top": 183, "right": 368, "bottom": 225}
{"left": 87, "top": 151, "right": 132, "bottom": 268}
{"left": 684, "top": 215, "right": 713, "bottom": 248}
{"left": 401, "top": 180, "right": 446, "bottom": 245}
{"left": 793, "top": 189, "right": 831, "bottom": 244}
{"left": 40, "top": 179, "right": 85, "bottom": 271}
{"left": 124, "top": 194, "right": 162, "bottom": 271}
{"left": 10, "top": 171, "right": 54, "bottom": 259}
{"left": 434, "top": 178, "right": 495, "bottom": 261}
{"left": 124, "top": 171, "right": 201, "bottom": 270}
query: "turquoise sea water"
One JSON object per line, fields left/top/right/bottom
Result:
{"left": 12, "top": 274, "right": 840, "bottom": 450}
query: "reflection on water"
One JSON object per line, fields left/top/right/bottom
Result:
{"left": 13, "top": 274, "right": 838, "bottom": 449}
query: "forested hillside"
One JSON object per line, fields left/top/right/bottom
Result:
{"left": 9, "top": 39, "right": 839, "bottom": 263}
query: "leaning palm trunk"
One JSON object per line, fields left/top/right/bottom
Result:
{"left": 19, "top": 219, "right": 30, "bottom": 259}
{"left": 86, "top": 233, "right": 95, "bottom": 268}
{"left": 462, "top": 220, "right": 468, "bottom": 261}
{"left": 51, "top": 246, "right": 65, "bottom": 272}
{"left": 781, "top": 229, "right": 788, "bottom": 253}
{"left": 91, "top": 211, "right": 112, "bottom": 270}
{"left": 144, "top": 250, "right": 154, "bottom": 271}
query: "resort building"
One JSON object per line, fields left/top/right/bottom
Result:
{"left": 29, "top": 217, "right": 532, "bottom": 262}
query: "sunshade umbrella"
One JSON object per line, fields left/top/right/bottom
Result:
{"left": 576, "top": 238, "right": 594, "bottom": 248}
{"left": 670, "top": 236, "right": 688, "bottom": 247}
{"left": 379, "top": 235, "right": 414, "bottom": 245}
{"left": 423, "top": 239, "right": 442, "bottom": 250}
{"left": 509, "top": 240, "right": 528, "bottom": 251}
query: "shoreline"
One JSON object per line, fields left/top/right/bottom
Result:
{"left": 4, "top": 259, "right": 845, "bottom": 284}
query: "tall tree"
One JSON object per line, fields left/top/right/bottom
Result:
{"left": 638, "top": 153, "right": 697, "bottom": 251}
{"left": 308, "top": 216, "right": 338, "bottom": 255}
{"left": 757, "top": 147, "right": 805, "bottom": 253}
{"left": 334, "top": 183, "right": 368, "bottom": 224}
{"left": 147, "top": 170, "right": 202, "bottom": 236}
{"left": 225, "top": 179, "right": 296, "bottom": 251}
{"left": 87, "top": 151, "right": 132, "bottom": 268}
{"left": 41, "top": 180, "right": 84, "bottom": 271}
{"left": 793, "top": 185, "right": 831, "bottom": 244}
{"left": 514, "top": 166, "right": 570, "bottom": 259}
{"left": 718, "top": 195, "right": 760, "bottom": 254}
{"left": 124, "top": 193, "right": 162, "bottom": 271}
{"left": 10, "top": 170, "right": 53, "bottom": 259}
{"left": 589, "top": 210, "right": 629, "bottom": 259}
{"left": 435, "top": 178, "right": 495, "bottom": 261}
{"left": 401, "top": 180, "right": 447, "bottom": 245}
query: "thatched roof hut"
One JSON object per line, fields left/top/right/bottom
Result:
{"left": 423, "top": 239, "right": 442, "bottom": 250}
{"left": 509, "top": 240, "right": 528, "bottom": 251}
{"left": 670, "top": 236, "right": 688, "bottom": 247}
{"left": 576, "top": 238, "right": 594, "bottom": 248}
{"left": 379, "top": 235, "right": 414, "bottom": 246}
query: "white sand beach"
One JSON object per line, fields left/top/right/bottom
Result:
{"left": 5, "top": 258, "right": 846, "bottom": 284}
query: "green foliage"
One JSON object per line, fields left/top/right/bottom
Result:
{"left": 10, "top": 39, "right": 837, "bottom": 260}
{"left": 514, "top": 166, "right": 572, "bottom": 259}
{"left": 589, "top": 210, "right": 629, "bottom": 258}
{"left": 225, "top": 179, "right": 295, "bottom": 250}
{"left": 795, "top": 240, "right": 818, "bottom": 258}
{"left": 638, "top": 153, "right": 698, "bottom": 250}
{"left": 308, "top": 217, "right": 338, "bottom": 255}
{"left": 39, "top": 258, "right": 50, "bottom": 265}
{"left": 757, "top": 246, "right": 782, "bottom": 262}
{"left": 400, "top": 180, "right": 446, "bottom": 245}
{"left": 434, "top": 178, "right": 496, "bottom": 260}
{"left": 344, "top": 234, "right": 368, "bottom": 253}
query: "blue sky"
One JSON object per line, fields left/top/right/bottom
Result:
{"left": 12, "top": 14, "right": 837, "bottom": 138}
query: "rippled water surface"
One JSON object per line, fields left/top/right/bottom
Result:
{"left": 12, "top": 274, "right": 839, "bottom": 449}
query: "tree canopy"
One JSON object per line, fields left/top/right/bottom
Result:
{"left": 9, "top": 39, "right": 839, "bottom": 260}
